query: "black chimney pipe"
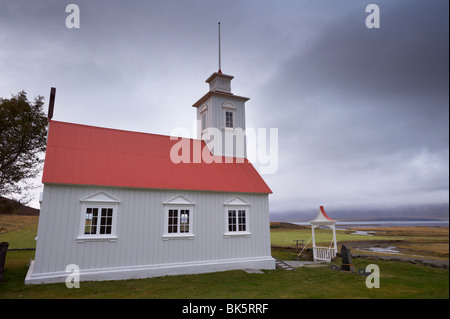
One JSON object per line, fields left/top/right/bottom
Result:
{"left": 48, "top": 87, "right": 56, "bottom": 119}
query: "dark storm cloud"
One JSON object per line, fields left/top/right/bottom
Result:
{"left": 257, "top": 0, "right": 449, "bottom": 212}
{"left": 0, "top": 0, "right": 448, "bottom": 212}
{"left": 296, "top": 2, "right": 449, "bottom": 101}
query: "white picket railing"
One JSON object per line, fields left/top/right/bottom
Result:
{"left": 313, "top": 247, "right": 336, "bottom": 262}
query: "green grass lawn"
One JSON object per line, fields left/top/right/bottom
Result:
{"left": 0, "top": 217, "right": 448, "bottom": 299}
{"left": 0, "top": 250, "right": 448, "bottom": 299}
{"left": 0, "top": 215, "right": 39, "bottom": 249}
{"left": 0, "top": 223, "right": 38, "bottom": 249}
{"left": 270, "top": 227, "right": 388, "bottom": 247}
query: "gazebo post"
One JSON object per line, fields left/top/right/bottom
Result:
{"left": 311, "top": 224, "right": 317, "bottom": 261}
{"left": 311, "top": 224, "right": 316, "bottom": 249}
{"left": 332, "top": 224, "right": 337, "bottom": 254}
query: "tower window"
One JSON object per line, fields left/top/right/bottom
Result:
{"left": 225, "top": 111, "right": 234, "bottom": 128}
{"left": 201, "top": 113, "right": 207, "bottom": 131}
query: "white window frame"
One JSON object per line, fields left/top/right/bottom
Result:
{"left": 201, "top": 110, "right": 207, "bottom": 132}
{"left": 77, "top": 192, "right": 119, "bottom": 243}
{"left": 163, "top": 196, "right": 195, "bottom": 240}
{"left": 225, "top": 110, "right": 234, "bottom": 129}
{"left": 200, "top": 104, "right": 208, "bottom": 135}
{"left": 224, "top": 197, "right": 251, "bottom": 238}
{"left": 222, "top": 102, "right": 236, "bottom": 131}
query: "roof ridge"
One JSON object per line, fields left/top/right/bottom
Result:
{"left": 50, "top": 120, "right": 202, "bottom": 142}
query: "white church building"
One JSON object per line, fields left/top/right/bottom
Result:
{"left": 25, "top": 70, "right": 275, "bottom": 284}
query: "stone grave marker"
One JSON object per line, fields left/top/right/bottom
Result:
{"left": 341, "top": 245, "right": 354, "bottom": 272}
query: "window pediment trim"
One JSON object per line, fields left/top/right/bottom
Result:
{"left": 200, "top": 104, "right": 208, "bottom": 113}
{"left": 222, "top": 102, "right": 236, "bottom": 110}
{"left": 224, "top": 197, "right": 250, "bottom": 206}
{"left": 80, "top": 191, "right": 120, "bottom": 203}
{"left": 163, "top": 195, "right": 195, "bottom": 206}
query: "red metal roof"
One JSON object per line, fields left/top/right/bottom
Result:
{"left": 42, "top": 121, "right": 272, "bottom": 194}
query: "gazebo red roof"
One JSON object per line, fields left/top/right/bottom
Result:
{"left": 310, "top": 206, "right": 336, "bottom": 225}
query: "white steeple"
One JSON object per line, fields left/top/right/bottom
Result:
{"left": 192, "top": 71, "right": 249, "bottom": 159}
{"left": 192, "top": 23, "right": 250, "bottom": 159}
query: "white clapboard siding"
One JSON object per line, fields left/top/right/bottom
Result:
{"left": 32, "top": 184, "right": 272, "bottom": 278}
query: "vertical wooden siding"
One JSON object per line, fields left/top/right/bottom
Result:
{"left": 33, "top": 185, "right": 271, "bottom": 274}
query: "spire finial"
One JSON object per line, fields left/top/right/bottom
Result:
{"left": 218, "top": 22, "right": 222, "bottom": 73}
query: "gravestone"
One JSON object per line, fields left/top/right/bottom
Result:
{"left": 341, "top": 245, "right": 354, "bottom": 272}
{"left": 0, "top": 242, "right": 9, "bottom": 282}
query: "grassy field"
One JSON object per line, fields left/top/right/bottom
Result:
{"left": 270, "top": 222, "right": 449, "bottom": 260}
{"left": 0, "top": 215, "right": 39, "bottom": 249}
{"left": 0, "top": 216, "right": 448, "bottom": 299}
{"left": 270, "top": 225, "right": 397, "bottom": 246}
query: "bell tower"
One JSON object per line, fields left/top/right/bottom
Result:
{"left": 192, "top": 23, "right": 250, "bottom": 159}
{"left": 192, "top": 71, "right": 249, "bottom": 159}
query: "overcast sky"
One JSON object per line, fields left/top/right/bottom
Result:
{"left": 1, "top": 0, "right": 448, "bottom": 216}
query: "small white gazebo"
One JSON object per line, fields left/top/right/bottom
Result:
{"left": 310, "top": 206, "right": 338, "bottom": 262}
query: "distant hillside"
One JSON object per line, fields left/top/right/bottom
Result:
{"left": 0, "top": 196, "right": 40, "bottom": 216}
{"left": 270, "top": 203, "right": 449, "bottom": 222}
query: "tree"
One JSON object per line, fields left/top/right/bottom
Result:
{"left": 0, "top": 91, "right": 48, "bottom": 203}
